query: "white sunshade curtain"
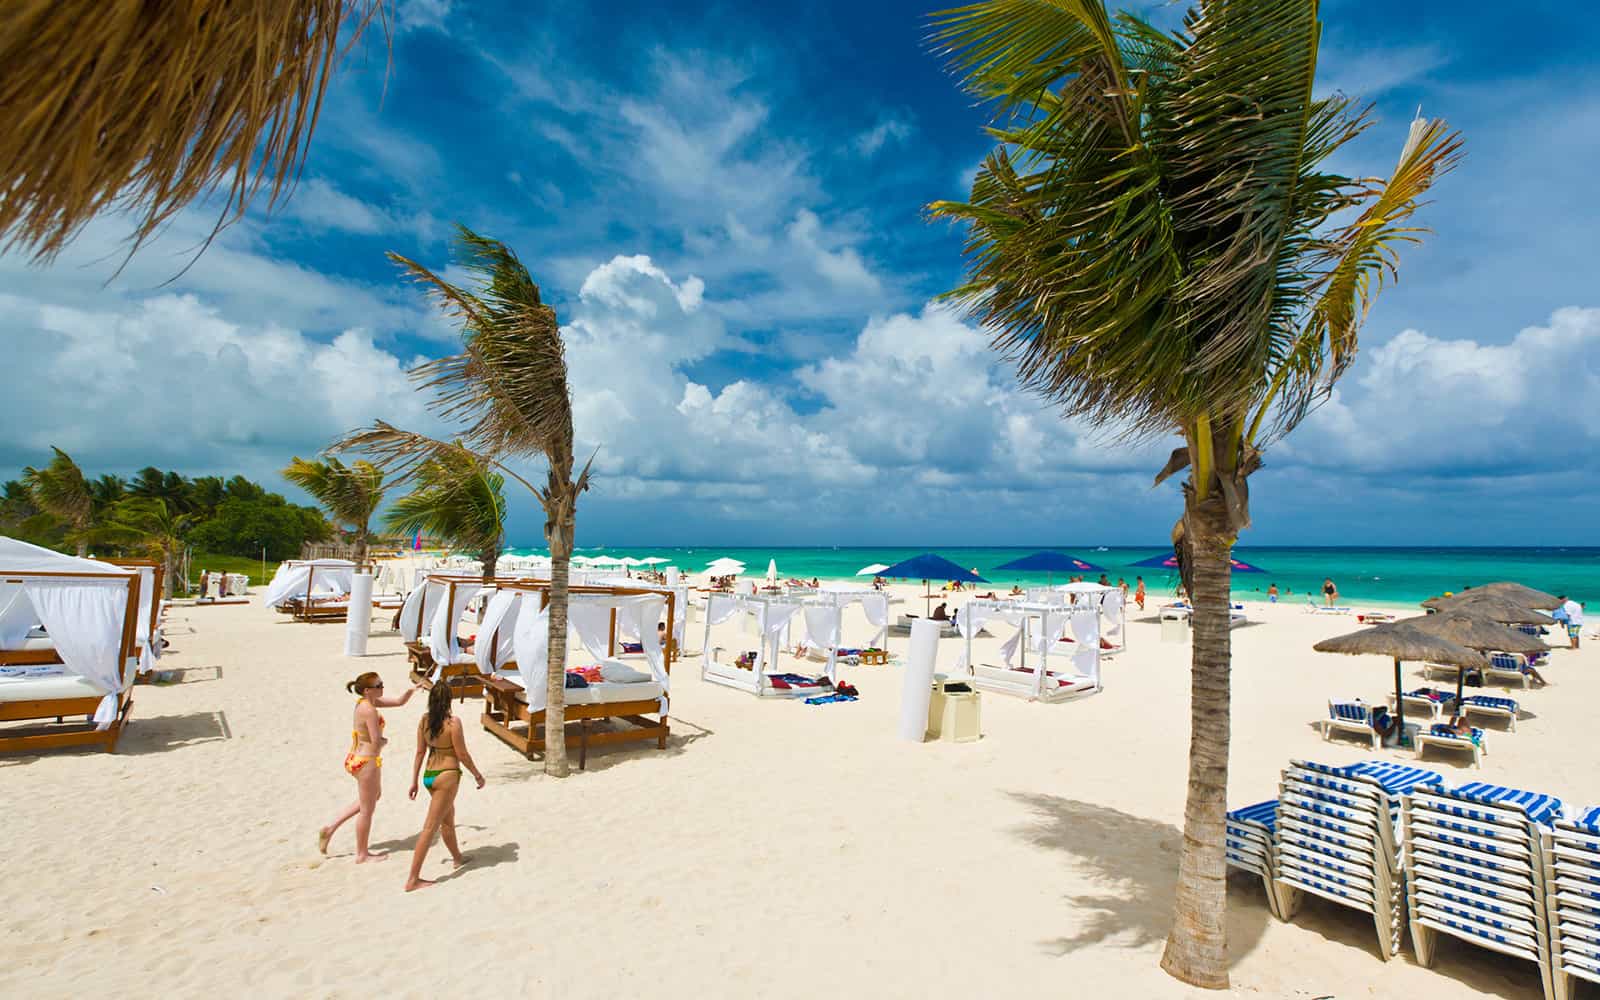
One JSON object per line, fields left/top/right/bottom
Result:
{"left": 428, "top": 580, "right": 483, "bottom": 665}
{"left": 0, "top": 537, "right": 137, "bottom": 727}
{"left": 397, "top": 575, "right": 439, "bottom": 642}
{"left": 473, "top": 589, "right": 522, "bottom": 678}
{"left": 856, "top": 563, "right": 890, "bottom": 576}
{"left": 264, "top": 559, "right": 356, "bottom": 608}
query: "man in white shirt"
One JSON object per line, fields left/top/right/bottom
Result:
{"left": 1559, "top": 595, "right": 1584, "bottom": 649}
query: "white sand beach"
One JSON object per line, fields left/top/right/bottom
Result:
{"left": 3, "top": 582, "right": 1593, "bottom": 998}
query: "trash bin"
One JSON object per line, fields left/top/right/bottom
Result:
{"left": 927, "top": 678, "right": 981, "bottom": 743}
{"left": 1160, "top": 613, "right": 1189, "bottom": 643}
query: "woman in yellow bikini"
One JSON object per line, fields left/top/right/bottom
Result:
{"left": 319, "top": 671, "right": 420, "bottom": 863}
{"left": 405, "top": 682, "right": 486, "bottom": 891}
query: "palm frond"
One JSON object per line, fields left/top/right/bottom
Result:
{"left": 281, "top": 456, "right": 386, "bottom": 529}
{"left": 21, "top": 446, "right": 92, "bottom": 530}
{"left": 388, "top": 225, "right": 576, "bottom": 479}
{"left": 0, "top": 1, "right": 387, "bottom": 267}
{"left": 383, "top": 451, "right": 506, "bottom": 556}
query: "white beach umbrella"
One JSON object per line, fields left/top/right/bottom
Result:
{"left": 856, "top": 563, "right": 890, "bottom": 576}
{"left": 1057, "top": 581, "right": 1112, "bottom": 594}
{"left": 619, "top": 557, "right": 645, "bottom": 567}
{"left": 589, "top": 555, "right": 624, "bottom": 567}
{"left": 640, "top": 557, "right": 668, "bottom": 566}
{"left": 572, "top": 555, "right": 597, "bottom": 565}
{"left": 705, "top": 557, "right": 745, "bottom": 574}
{"left": 766, "top": 558, "right": 778, "bottom": 584}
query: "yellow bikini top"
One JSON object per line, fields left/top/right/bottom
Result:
{"left": 350, "top": 699, "right": 386, "bottom": 745}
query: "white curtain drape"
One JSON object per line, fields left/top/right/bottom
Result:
{"left": 0, "top": 585, "right": 37, "bottom": 648}
{"left": 474, "top": 590, "right": 520, "bottom": 676}
{"left": 398, "top": 578, "right": 440, "bottom": 642}
{"left": 26, "top": 579, "right": 130, "bottom": 726}
{"left": 513, "top": 602, "right": 551, "bottom": 713}
{"left": 428, "top": 582, "right": 482, "bottom": 664}
{"left": 803, "top": 606, "right": 840, "bottom": 648}
{"left": 704, "top": 594, "right": 741, "bottom": 627}
{"left": 751, "top": 601, "right": 801, "bottom": 677}
{"left": 568, "top": 601, "right": 615, "bottom": 662}
{"left": 627, "top": 595, "right": 669, "bottom": 713}
{"left": 1071, "top": 609, "right": 1100, "bottom": 686}
{"left": 1100, "top": 591, "right": 1124, "bottom": 640}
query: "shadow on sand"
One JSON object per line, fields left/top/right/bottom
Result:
{"left": 1004, "top": 791, "right": 1268, "bottom": 966}
{"left": 486, "top": 715, "right": 714, "bottom": 781}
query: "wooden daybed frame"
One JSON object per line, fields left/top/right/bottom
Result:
{"left": 0, "top": 567, "right": 140, "bottom": 754}
{"left": 479, "top": 581, "right": 676, "bottom": 768}
{"left": 407, "top": 575, "right": 494, "bottom": 698}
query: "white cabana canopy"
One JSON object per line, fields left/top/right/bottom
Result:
{"left": 264, "top": 559, "right": 356, "bottom": 608}
{"left": 856, "top": 563, "right": 890, "bottom": 576}
{"left": 705, "top": 557, "right": 745, "bottom": 575}
{"left": 0, "top": 537, "right": 139, "bottom": 727}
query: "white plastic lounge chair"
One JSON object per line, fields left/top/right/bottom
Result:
{"left": 1403, "top": 784, "right": 1559, "bottom": 998}
{"left": 1321, "top": 700, "right": 1389, "bottom": 749}
{"left": 1459, "top": 694, "right": 1518, "bottom": 731}
{"left": 1414, "top": 724, "right": 1486, "bottom": 767}
{"left": 1389, "top": 688, "right": 1456, "bottom": 721}
{"left": 1225, "top": 800, "right": 1284, "bottom": 919}
{"left": 1484, "top": 652, "right": 1535, "bottom": 689}
{"left": 1549, "top": 806, "right": 1600, "bottom": 1000}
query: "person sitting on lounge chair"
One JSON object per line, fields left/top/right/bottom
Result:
{"left": 931, "top": 602, "right": 950, "bottom": 621}
{"left": 1009, "top": 585, "right": 1023, "bottom": 596}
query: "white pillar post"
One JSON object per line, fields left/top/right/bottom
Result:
{"left": 344, "top": 571, "right": 373, "bottom": 657}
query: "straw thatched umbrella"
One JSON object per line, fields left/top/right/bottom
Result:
{"left": 1422, "top": 582, "right": 1561, "bottom": 611}
{"left": 1423, "top": 594, "right": 1556, "bottom": 626}
{"left": 0, "top": 2, "right": 385, "bottom": 265}
{"left": 1393, "top": 612, "right": 1552, "bottom": 705}
{"left": 1314, "top": 622, "right": 1489, "bottom": 746}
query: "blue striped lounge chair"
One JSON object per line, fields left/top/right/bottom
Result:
{"left": 1549, "top": 806, "right": 1600, "bottom": 998}
{"left": 1322, "top": 700, "right": 1388, "bottom": 749}
{"left": 1460, "top": 694, "right": 1519, "bottom": 731}
{"left": 1403, "top": 783, "right": 1559, "bottom": 999}
{"left": 1485, "top": 652, "right": 1535, "bottom": 689}
{"left": 1391, "top": 687, "right": 1457, "bottom": 721}
{"left": 1225, "top": 800, "right": 1283, "bottom": 919}
{"left": 1416, "top": 724, "right": 1486, "bottom": 768}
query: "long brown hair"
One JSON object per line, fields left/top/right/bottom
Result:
{"left": 345, "top": 671, "right": 381, "bottom": 696}
{"left": 425, "top": 682, "right": 452, "bottom": 743}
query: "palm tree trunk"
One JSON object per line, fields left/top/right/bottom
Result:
{"left": 543, "top": 511, "right": 573, "bottom": 777}
{"left": 161, "top": 548, "right": 176, "bottom": 598}
{"left": 75, "top": 537, "right": 88, "bottom": 557}
{"left": 354, "top": 524, "right": 369, "bottom": 570}
{"left": 479, "top": 545, "right": 498, "bottom": 623}
{"left": 1160, "top": 487, "right": 1235, "bottom": 989}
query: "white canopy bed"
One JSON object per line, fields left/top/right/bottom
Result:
{"left": 265, "top": 559, "right": 356, "bottom": 620}
{"left": 477, "top": 581, "right": 676, "bottom": 767}
{"left": 701, "top": 592, "right": 840, "bottom": 697}
{"left": 793, "top": 587, "right": 890, "bottom": 673}
{"left": 954, "top": 598, "right": 1102, "bottom": 702}
{"left": 0, "top": 537, "right": 141, "bottom": 753}
{"left": 1055, "top": 582, "right": 1128, "bottom": 654}
{"left": 401, "top": 574, "right": 486, "bottom": 685}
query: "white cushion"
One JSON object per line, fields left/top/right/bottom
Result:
{"left": 492, "top": 670, "right": 663, "bottom": 706}
{"left": 599, "top": 661, "right": 651, "bottom": 684}
{"left": 0, "top": 671, "right": 111, "bottom": 702}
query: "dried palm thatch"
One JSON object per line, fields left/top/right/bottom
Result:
{"left": 0, "top": 1, "right": 387, "bottom": 265}
{"left": 1422, "top": 581, "right": 1562, "bottom": 611}
{"left": 1423, "top": 594, "right": 1555, "bottom": 626}
{"left": 1390, "top": 613, "right": 1551, "bottom": 656}
{"left": 1314, "top": 622, "right": 1488, "bottom": 669}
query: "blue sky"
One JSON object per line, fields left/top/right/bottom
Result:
{"left": 1, "top": 0, "right": 1596, "bottom": 547}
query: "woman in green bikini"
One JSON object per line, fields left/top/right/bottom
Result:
{"left": 405, "top": 683, "right": 486, "bottom": 892}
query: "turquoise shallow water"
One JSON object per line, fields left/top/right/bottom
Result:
{"left": 503, "top": 545, "right": 1600, "bottom": 609}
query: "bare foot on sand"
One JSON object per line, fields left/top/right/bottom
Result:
{"left": 317, "top": 828, "right": 332, "bottom": 855}
{"left": 355, "top": 852, "right": 388, "bottom": 864}
{"left": 404, "top": 878, "right": 436, "bottom": 892}
{"left": 452, "top": 855, "right": 471, "bottom": 869}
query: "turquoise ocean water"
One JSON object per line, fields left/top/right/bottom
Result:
{"left": 502, "top": 545, "right": 1600, "bottom": 609}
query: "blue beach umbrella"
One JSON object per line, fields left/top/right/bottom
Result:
{"left": 1129, "top": 552, "right": 1268, "bottom": 574}
{"left": 993, "top": 550, "right": 1107, "bottom": 580}
{"left": 879, "top": 553, "right": 988, "bottom": 615}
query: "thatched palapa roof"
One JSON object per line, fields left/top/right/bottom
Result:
{"left": 1313, "top": 621, "right": 1488, "bottom": 669}
{"left": 1390, "top": 613, "right": 1551, "bottom": 656}
{"left": 1422, "top": 581, "right": 1562, "bottom": 611}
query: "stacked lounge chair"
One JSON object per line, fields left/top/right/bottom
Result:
{"left": 1225, "top": 800, "right": 1282, "bottom": 919}
{"left": 1546, "top": 807, "right": 1600, "bottom": 1000}
{"left": 1403, "top": 782, "right": 1561, "bottom": 999}
{"left": 1273, "top": 759, "right": 1443, "bottom": 960}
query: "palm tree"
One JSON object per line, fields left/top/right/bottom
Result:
{"left": 0, "top": 2, "right": 383, "bottom": 266}
{"left": 281, "top": 457, "right": 388, "bottom": 567}
{"left": 928, "top": 1, "right": 1460, "bottom": 987}
{"left": 105, "top": 498, "right": 193, "bottom": 598}
{"left": 22, "top": 447, "right": 96, "bottom": 555}
{"left": 336, "top": 225, "right": 592, "bottom": 778}
{"left": 383, "top": 449, "right": 508, "bottom": 582}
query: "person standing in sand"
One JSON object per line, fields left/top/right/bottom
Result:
{"left": 1134, "top": 577, "right": 1146, "bottom": 610}
{"left": 405, "top": 683, "right": 486, "bottom": 892}
{"left": 319, "top": 672, "right": 420, "bottom": 863}
{"left": 1559, "top": 595, "right": 1583, "bottom": 650}
{"left": 1322, "top": 577, "right": 1339, "bottom": 606}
